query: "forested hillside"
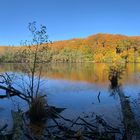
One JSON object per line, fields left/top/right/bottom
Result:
{"left": 1, "top": 33, "right": 140, "bottom": 63}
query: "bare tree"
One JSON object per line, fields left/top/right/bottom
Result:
{"left": 20, "top": 22, "right": 50, "bottom": 103}
{"left": 0, "top": 22, "right": 50, "bottom": 105}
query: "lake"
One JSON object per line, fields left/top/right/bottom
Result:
{"left": 0, "top": 63, "right": 140, "bottom": 134}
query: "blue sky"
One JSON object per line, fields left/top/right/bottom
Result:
{"left": 0, "top": 0, "right": 139, "bottom": 45}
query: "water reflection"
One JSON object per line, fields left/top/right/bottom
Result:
{"left": 0, "top": 63, "right": 140, "bottom": 136}
{"left": 0, "top": 63, "right": 140, "bottom": 85}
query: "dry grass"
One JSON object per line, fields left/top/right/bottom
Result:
{"left": 29, "top": 95, "right": 47, "bottom": 123}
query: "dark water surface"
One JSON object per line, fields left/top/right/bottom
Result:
{"left": 0, "top": 63, "right": 140, "bottom": 132}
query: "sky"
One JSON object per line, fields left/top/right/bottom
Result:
{"left": 0, "top": 0, "right": 140, "bottom": 46}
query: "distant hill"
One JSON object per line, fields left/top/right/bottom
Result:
{"left": 51, "top": 33, "right": 140, "bottom": 48}
{"left": 1, "top": 33, "right": 140, "bottom": 63}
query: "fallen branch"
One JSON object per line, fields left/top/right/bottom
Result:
{"left": 0, "top": 85, "right": 30, "bottom": 102}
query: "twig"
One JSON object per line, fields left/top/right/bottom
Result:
{"left": 97, "top": 91, "right": 101, "bottom": 103}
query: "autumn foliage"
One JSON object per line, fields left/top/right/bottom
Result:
{"left": 1, "top": 33, "right": 140, "bottom": 63}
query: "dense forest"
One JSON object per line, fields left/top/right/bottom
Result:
{"left": 1, "top": 33, "right": 140, "bottom": 63}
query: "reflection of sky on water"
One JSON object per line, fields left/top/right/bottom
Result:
{"left": 46, "top": 79, "right": 122, "bottom": 127}
{"left": 0, "top": 80, "right": 140, "bottom": 132}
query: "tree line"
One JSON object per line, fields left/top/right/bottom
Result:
{"left": 1, "top": 33, "right": 140, "bottom": 63}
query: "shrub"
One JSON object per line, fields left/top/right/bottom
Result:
{"left": 108, "top": 64, "right": 124, "bottom": 89}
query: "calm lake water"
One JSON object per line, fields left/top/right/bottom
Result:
{"left": 0, "top": 63, "right": 140, "bottom": 132}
